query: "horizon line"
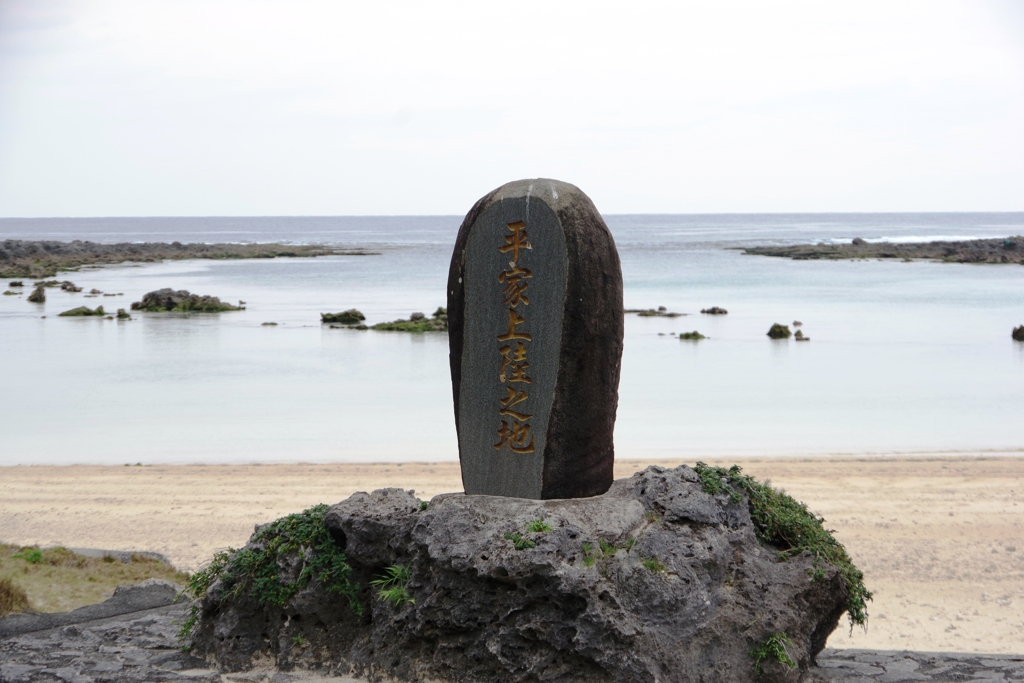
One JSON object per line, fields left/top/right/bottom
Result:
{"left": 2, "top": 210, "right": 1024, "bottom": 221}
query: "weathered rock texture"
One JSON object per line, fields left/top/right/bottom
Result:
{"left": 447, "top": 179, "right": 624, "bottom": 500}
{"left": 6, "top": 602, "right": 1020, "bottom": 683}
{"left": 190, "top": 465, "right": 850, "bottom": 683}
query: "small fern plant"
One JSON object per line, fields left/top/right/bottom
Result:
{"left": 370, "top": 563, "right": 414, "bottom": 606}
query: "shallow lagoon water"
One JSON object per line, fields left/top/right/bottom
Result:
{"left": 1, "top": 213, "right": 1022, "bottom": 465}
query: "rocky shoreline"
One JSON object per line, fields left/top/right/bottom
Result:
{"left": 741, "top": 236, "right": 1024, "bottom": 264}
{"left": 0, "top": 240, "right": 380, "bottom": 279}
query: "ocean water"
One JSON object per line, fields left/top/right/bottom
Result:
{"left": 1, "top": 213, "right": 1023, "bottom": 466}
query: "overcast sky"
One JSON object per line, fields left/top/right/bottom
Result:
{"left": 1, "top": 1, "right": 1022, "bottom": 217}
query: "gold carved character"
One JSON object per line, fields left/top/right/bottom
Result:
{"left": 498, "top": 221, "right": 531, "bottom": 263}
{"left": 498, "top": 342, "right": 532, "bottom": 384}
{"left": 498, "top": 266, "right": 532, "bottom": 307}
{"left": 497, "top": 308, "right": 532, "bottom": 342}
{"left": 494, "top": 418, "right": 535, "bottom": 453}
{"left": 498, "top": 386, "right": 531, "bottom": 422}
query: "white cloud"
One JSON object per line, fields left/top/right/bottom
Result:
{"left": 0, "top": 0, "right": 1021, "bottom": 215}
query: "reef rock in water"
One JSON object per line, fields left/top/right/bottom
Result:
{"left": 130, "top": 288, "right": 241, "bottom": 313}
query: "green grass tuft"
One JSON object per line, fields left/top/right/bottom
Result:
{"left": 693, "top": 462, "right": 872, "bottom": 627}
{"left": 641, "top": 555, "right": 668, "bottom": 573}
{"left": 13, "top": 548, "right": 43, "bottom": 564}
{"left": 370, "top": 564, "right": 414, "bottom": 606}
{"left": 525, "top": 518, "right": 552, "bottom": 533}
{"left": 751, "top": 632, "right": 797, "bottom": 675}
{"left": 504, "top": 533, "right": 536, "bottom": 550}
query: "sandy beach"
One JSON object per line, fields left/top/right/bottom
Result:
{"left": 1, "top": 455, "right": 1022, "bottom": 654}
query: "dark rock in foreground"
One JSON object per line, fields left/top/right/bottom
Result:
{"left": 3, "top": 600, "right": 1020, "bottom": 683}
{"left": 130, "top": 289, "right": 241, "bottom": 313}
{"left": 741, "top": 236, "right": 1024, "bottom": 264}
{"left": 189, "top": 465, "right": 858, "bottom": 683}
{"left": 1013, "top": 325, "right": 1024, "bottom": 341}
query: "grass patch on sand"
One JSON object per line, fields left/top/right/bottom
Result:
{"left": 0, "top": 543, "right": 188, "bottom": 615}
{"left": 0, "top": 577, "right": 31, "bottom": 617}
{"left": 693, "top": 462, "right": 872, "bottom": 628}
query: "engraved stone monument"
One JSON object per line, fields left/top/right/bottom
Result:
{"left": 447, "top": 179, "right": 623, "bottom": 499}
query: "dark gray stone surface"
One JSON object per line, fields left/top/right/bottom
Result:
{"left": 3, "top": 591, "right": 1019, "bottom": 682}
{"left": 0, "top": 582, "right": 180, "bottom": 639}
{"left": 448, "top": 179, "right": 623, "bottom": 499}
{"left": 190, "top": 465, "right": 851, "bottom": 682}
{"left": 812, "top": 648, "right": 1024, "bottom": 682}
{"left": 0, "top": 603, "right": 224, "bottom": 683}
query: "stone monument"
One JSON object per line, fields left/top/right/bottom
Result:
{"left": 447, "top": 179, "right": 623, "bottom": 499}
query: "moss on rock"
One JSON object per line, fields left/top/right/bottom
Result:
{"left": 693, "top": 462, "right": 872, "bottom": 628}
{"left": 58, "top": 305, "right": 105, "bottom": 317}
{"left": 178, "top": 504, "right": 359, "bottom": 643}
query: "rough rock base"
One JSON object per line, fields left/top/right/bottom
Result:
{"left": 191, "top": 465, "right": 852, "bottom": 683}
